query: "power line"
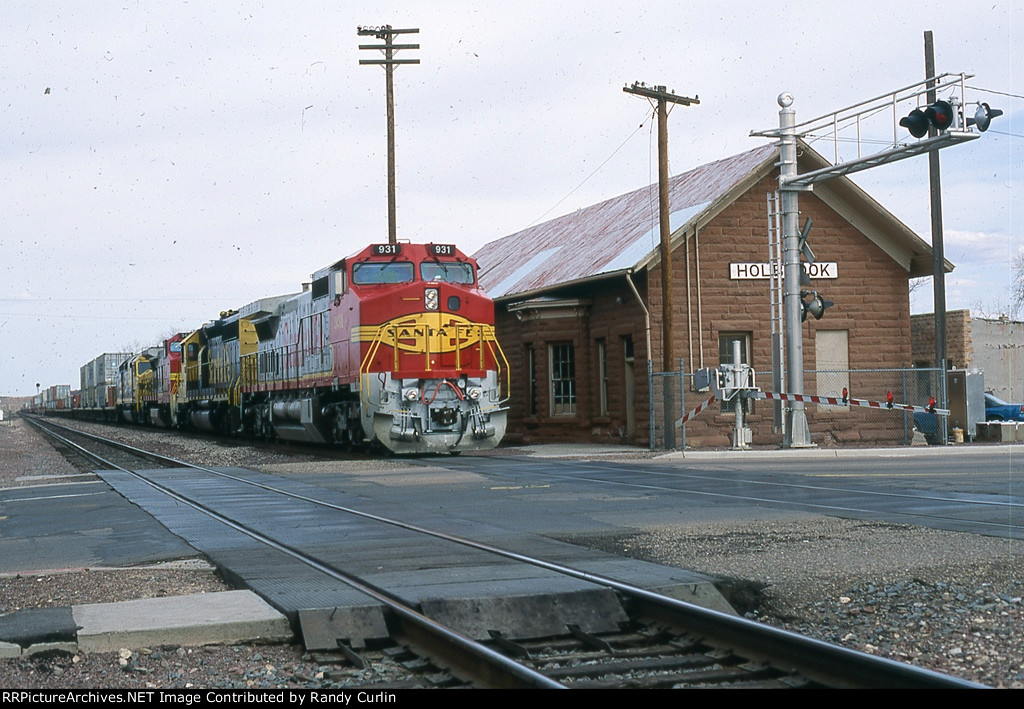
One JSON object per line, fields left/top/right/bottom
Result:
{"left": 0, "top": 298, "right": 226, "bottom": 303}
{"left": 966, "top": 85, "right": 1024, "bottom": 101}
{"left": 523, "top": 111, "right": 651, "bottom": 229}
{"left": 0, "top": 312, "right": 202, "bottom": 321}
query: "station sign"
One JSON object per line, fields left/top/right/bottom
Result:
{"left": 729, "top": 262, "right": 838, "bottom": 280}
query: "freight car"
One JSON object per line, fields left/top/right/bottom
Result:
{"left": 49, "top": 243, "right": 509, "bottom": 455}
{"left": 24, "top": 385, "right": 73, "bottom": 414}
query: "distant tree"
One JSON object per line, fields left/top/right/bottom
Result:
{"left": 909, "top": 276, "right": 929, "bottom": 297}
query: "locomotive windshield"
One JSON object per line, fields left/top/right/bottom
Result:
{"left": 352, "top": 261, "right": 415, "bottom": 285}
{"left": 421, "top": 261, "right": 475, "bottom": 284}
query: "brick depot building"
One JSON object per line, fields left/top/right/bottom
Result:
{"left": 473, "top": 141, "right": 948, "bottom": 448}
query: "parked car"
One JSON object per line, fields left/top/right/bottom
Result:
{"left": 985, "top": 392, "right": 1024, "bottom": 422}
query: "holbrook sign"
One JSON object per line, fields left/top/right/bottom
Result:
{"left": 729, "top": 262, "right": 838, "bottom": 280}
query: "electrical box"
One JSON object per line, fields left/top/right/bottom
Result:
{"left": 946, "top": 368, "right": 985, "bottom": 441}
{"left": 694, "top": 368, "right": 715, "bottom": 393}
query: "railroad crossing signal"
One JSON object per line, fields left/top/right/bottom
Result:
{"left": 899, "top": 100, "right": 954, "bottom": 138}
{"left": 751, "top": 73, "right": 998, "bottom": 448}
{"left": 796, "top": 220, "right": 834, "bottom": 318}
{"left": 899, "top": 99, "right": 1003, "bottom": 139}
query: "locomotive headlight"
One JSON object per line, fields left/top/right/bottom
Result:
{"left": 403, "top": 388, "right": 419, "bottom": 402}
{"left": 424, "top": 288, "right": 439, "bottom": 311}
{"left": 467, "top": 387, "right": 482, "bottom": 400}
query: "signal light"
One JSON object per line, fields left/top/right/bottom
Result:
{"left": 841, "top": 387, "right": 849, "bottom": 404}
{"left": 800, "top": 291, "right": 834, "bottom": 321}
{"left": 927, "top": 396, "right": 936, "bottom": 413}
{"left": 967, "top": 102, "right": 1003, "bottom": 132}
{"left": 899, "top": 100, "right": 954, "bottom": 138}
{"left": 886, "top": 391, "right": 894, "bottom": 409}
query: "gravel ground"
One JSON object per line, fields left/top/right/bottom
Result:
{"left": 1, "top": 416, "right": 1021, "bottom": 688}
{"left": 577, "top": 517, "right": 1022, "bottom": 688}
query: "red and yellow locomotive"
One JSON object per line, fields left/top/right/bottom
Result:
{"left": 175, "top": 243, "right": 508, "bottom": 454}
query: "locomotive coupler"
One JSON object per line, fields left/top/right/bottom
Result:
{"left": 431, "top": 406, "right": 459, "bottom": 427}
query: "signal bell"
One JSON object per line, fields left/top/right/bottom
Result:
{"left": 967, "top": 102, "right": 1003, "bottom": 132}
{"left": 800, "top": 291, "right": 834, "bottom": 321}
{"left": 900, "top": 100, "right": 954, "bottom": 138}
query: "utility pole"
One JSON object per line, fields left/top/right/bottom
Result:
{"left": 358, "top": 25, "right": 420, "bottom": 245}
{"left": 624, "top": 82, "right": 698, "bottom": 450}
{"left": 924, "top": 30, "right": 949, "bottom": 443}
{"left": 622, "top": 83, "right": 699, "bottom": 372}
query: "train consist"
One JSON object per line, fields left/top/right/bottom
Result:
{"left": 29, "top": 243, "right": 509, "bottom": 455}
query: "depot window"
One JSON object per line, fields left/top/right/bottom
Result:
{"left": 549, "top": 343, "right": 576, "bottom": 416}
{"left": 352, "top": 261, "right": 415, "bottom": 285}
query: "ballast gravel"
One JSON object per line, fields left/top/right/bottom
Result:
{"left": 0, "top": 417, "right": 1020, "bottom": 688}
{"left": 585, "top": 518, "right": 1021, "bottom": 688}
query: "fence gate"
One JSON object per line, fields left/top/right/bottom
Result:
{"left": 648, "top": 360, "right": 688, "bottom": 450}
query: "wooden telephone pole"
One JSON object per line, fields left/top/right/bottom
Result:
{"left": 624, "top": 83, "right": 698, "bottom": 449}
{"left": 623, "top": 83, "right": 699, "bottom": 372}
{"left": 358, "top": 25, "right": 420, "bottom": 245}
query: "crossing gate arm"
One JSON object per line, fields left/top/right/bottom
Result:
{"left": 675, "top": 395, "right": 717, "bottom": 429}
{"left": 750, "top": 390, "right": 950, "bottom": 416}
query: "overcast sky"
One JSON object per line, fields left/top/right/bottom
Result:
{"left": 1, "top": 1, "right": 1019, "bottom": 397}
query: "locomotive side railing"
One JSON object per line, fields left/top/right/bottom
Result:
{"left": 182, "top": 358, "right": 239, "bottom": 404}
{"left": 482, "top": 328, "right": 511, "bottom": 403}
{"left": 241, "top": 344, "right": 333, "bottom": 392}
{"left": 359, "top": 326, "right": 390, "bottom": 408}
{"left": 240, "top": 352, "right": 261, "bottom": 390}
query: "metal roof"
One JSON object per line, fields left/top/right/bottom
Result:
{"left": 474, "top": 141, "right": 946, "bottom": 300}
{"left": 475, "top": 143, "right": 777, "bottom": 299}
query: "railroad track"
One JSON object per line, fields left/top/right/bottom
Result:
{"left": 24, "top": 416, "right": 987, "bottom": 689}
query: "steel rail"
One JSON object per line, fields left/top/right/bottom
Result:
{"left": 25, "top": 417, "right": 563, "bottom": 689}
{"left": 29, "top": 417, "right": 987, "bottom": 688}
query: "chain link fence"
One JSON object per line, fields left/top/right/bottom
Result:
{"left": 648, "top": 360, "right": 690, "bottom": 451}
{"left": 649, "top": 364, "right": 946, "bottom": 450}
